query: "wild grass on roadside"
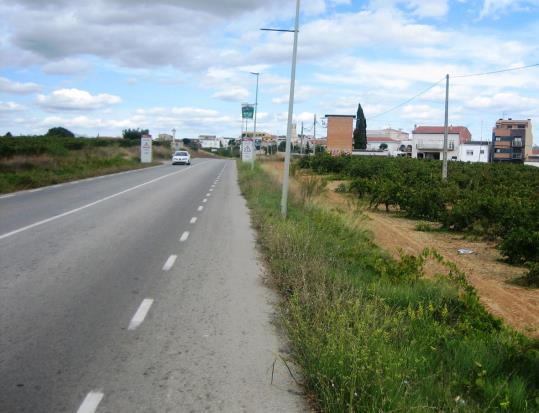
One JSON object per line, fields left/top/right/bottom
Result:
{"left": 0, "top": 139, "right": 171, "bottom": 193}
{"left": 238, "top": 161, "right": 539, "bottom": 412}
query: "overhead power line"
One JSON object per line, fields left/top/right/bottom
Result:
{"left": 453, "top": 63, "right": 539, "bottom": 79}
{"left": 368, "top": 77, "right": 445, "bottom": 121}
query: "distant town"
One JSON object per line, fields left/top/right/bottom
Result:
{"left": 155, "top": 117, "right": 538, "bottom": 167}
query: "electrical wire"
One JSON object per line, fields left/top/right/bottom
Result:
{"left": 367, "top": 77, "right": 446, "bottom": 121}
{"left": 452, "top": 63, "right": 539, "bottom": 79}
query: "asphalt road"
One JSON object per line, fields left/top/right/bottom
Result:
{"left": 0, "top": 159, "right": 306, "bottom": 412}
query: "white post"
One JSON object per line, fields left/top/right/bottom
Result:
{"left": 281, "top": 0, "right": 300, "bottom": 217}
{"left": 442, "top": 74, "right": 449, "bottom": 180}
{"left": 252, "top": 72, "right": 259, "bottom": 168}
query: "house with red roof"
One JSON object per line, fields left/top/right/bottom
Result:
{"left": 411, "top": 125, "right": 472, "bottom": 160}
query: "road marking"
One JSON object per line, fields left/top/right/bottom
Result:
{"left": 180, "top": 231, "right": 190, "bottom": 242}
{"left": 209, "top": 188, "right": 213, "bottom": 192}
{"left": 162, "top": 255, "right": 178, "bottom": 271}
{"left": 198, "top": 205, "right": 204, "bottom": 211}
{"left": 29, "top": 187, "right": 44, "bottom": 192}
{"left": 206, "top": 193, "right": 210, "bottom": 196}
{"left": 128, "top": 299, "right": 154, "bottom": 330}
{"left": 0, "top": 193, "right": 16, "bottom": 199}
{"left": 76, "top": 391, "right": 104, "bottom": 413}
{"left": 190, "top": 217, "right": 197, "bottom": 224}
{"left": 203, "top": 198, "right": 207, "bottom": 203}
{"left": 211, "top": 185, "right": 215, "bottom": 188}
{"left": 0, "top": 162, "right": 208, "bottom": 241}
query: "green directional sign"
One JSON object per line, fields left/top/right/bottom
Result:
{"left": 242, "top": 104, "right": 254, "bottom": 119}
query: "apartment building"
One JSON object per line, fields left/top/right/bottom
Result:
{"left": 491, "top": 119, "right": 534, "bottom": 163}
{"left": 366, "top": 128, "right": 411, "bottom": 156}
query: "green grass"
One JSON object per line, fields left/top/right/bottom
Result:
{"left": 0, "top": 138, "right": 172, "bottom": 193}
{"left": 238, "top": 161, "right": 539, "bottom": 412}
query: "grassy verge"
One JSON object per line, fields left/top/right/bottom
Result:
{"left": 238, "top": 161, "right": 539, "bottom": 412}
{"left": 0, "top": 141, "right": 172, "bottom": 193}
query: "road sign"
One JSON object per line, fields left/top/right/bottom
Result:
{"left": 141, "top": 136, "right": 152, "bottom": 163}
{"left": 242, "top": 104, "right": 254, "bottom": 119}
{"left": 242, "top": 139, "right": 254, "bottom": 162}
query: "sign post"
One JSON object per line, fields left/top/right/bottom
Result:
{"left": 241, "top": 104, "right": 254, "bottom": 120}
{"left": 241, "top": 138, "right": 254, "bottom": 162}
{"left": 140, "top": 135, "right": 152, "bottom": 163}
{"left": 241, "top": 104, "right": 255, "bottom": 165}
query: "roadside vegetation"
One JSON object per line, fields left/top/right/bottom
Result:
{"left": 238, "top": 161, "right": 539, "bottom": 412}
{"left": 299, "top": 155, "right": 539, "bottom": 287}
{"left": 0, "top": 132, "right": 172, "bottom": 193}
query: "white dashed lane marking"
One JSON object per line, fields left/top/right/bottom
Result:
{"left": 128, "top": 298, "right": 154, "bottom": 330}
{"left": 162, "top": 255, "right": 177, "bottom": 271}
{"left": 180, "top": 231, "right": 190, "bottom": 242}
{"left": 76, "top": 391, "right": 104, "bottom": 413}
{"left": 198, "top": 206, "right": 204, "bottom": 211}
{"left": 190, "top": 217, "right": 197, "bottom": 224}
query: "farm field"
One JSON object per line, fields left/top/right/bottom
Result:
{"left": 264, "top": 160, "right": 539, "bottom": 338}
{"left": 299, "top": 155, "right": 539, "bottom": 286}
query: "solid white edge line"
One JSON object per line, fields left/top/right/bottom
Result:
{"left": 128, "top": 298, "right": 154, "bottom": 330}
{"left": 198, "top": 205, "right": 204, "bottom": 211}
{"left": 180, "top": 231, "right": 190, "bottom": 242}
{"left": 190, "top": 217, "right": 197, "bottom": 224}
{"left": 0, "top": 161, "right": 208, "bottom": 241}
{"left": 76, "top": 391, "right": 104, "bottom": 413}
{"left": 162, "top": 255, "right": 178, "bottom": 271}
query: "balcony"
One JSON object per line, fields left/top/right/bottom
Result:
{"left": 416, "top": 141, "right": 454, "bottom": 151}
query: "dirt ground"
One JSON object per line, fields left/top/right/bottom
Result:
{"left": 262, "top": 161, "right": 539, "bottom": 339}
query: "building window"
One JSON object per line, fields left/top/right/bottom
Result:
{"left": 466, "top": 150, "right": 474, "bottom": 156}
{"left": 480, "top": 150, "right": 485, "bottom": 154}
{"left": 495, "top": 137, "right": 501, "bottom": 141}
{"left": 513, "top": 138, "right": 523, "bottom": 147}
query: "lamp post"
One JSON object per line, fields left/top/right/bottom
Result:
{"left": 250, "top": 72, "right": 259, "bottom": 167}
{"left": 262, "top": 0, "right": 300, "bottom": 218}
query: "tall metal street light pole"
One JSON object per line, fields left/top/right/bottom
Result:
{"left": 250, "top": 72, "right": 260, "bottom": 167}
{"left": 262, "top": 0, "right": 300, "bottom": 218}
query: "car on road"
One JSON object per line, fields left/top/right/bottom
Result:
{"left": 172, "top": 151, "right": 191, "bottom": 165}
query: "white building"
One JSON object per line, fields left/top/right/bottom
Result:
{"left": 458, "top": 142, "right": 491, "bottom": 163}
{"left": 411, "top": 126, "right": 472, "bottom": 160}
{"left": 366, "top": 129, "right": 411, "bottom": 156}
{"left": 198, "top": 135, "right": 220, "bottom": 149}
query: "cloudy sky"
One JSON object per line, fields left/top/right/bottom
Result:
{"left": 0, "top": 0, "right": 538, "bottom": 142}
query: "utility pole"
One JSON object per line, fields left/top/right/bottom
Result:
{"left": 442, "top": 74, "right": 449, "bottom": 180}
{"left": 250, "top": 72, "right": 259, "bottom": 168}
{"left": 280, "top": 0, "right": 300, "bottom": 217}
{"left": 300, "top": 122, "right": 304, "bottom": 155}
{"left": 313, "top": 114, "right": 316, "bottom": 155}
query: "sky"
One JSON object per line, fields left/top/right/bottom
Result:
{"left": 0, "top": 0, "right": 538, "bottom": 143}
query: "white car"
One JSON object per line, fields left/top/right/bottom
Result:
{"left": 172, "top": 151, "right": 191, "bottom": 165}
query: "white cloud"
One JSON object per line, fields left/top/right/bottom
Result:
{"left": 0, "top": 101, "right": 25, "bottom": 112}
{"left": 37, "top": 88, "right": 122, "bottom": 111}
{"left": 0, "top": 76, "right": 41, "bottom": 94}
{"left": 212, "top": 86, "right": 250, "bottom": 102}
{"left": 479, "top": 0, "right": 539, "bottom": 18}
{"left": 42, "top": 57, "right": 90, "bottom": 75}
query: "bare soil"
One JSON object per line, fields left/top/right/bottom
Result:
{"left": 263, "top": 161, "right": 539, "bottom": 339}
